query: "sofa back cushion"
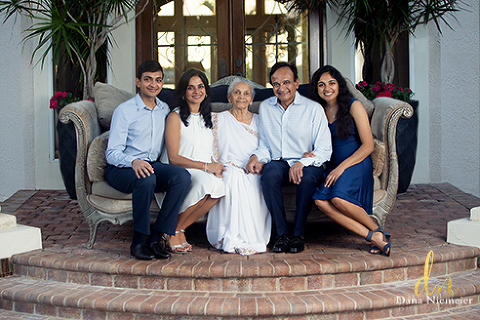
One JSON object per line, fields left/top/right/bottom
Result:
{"left": 87, "top": 131, "right": 110, "bottom": 182}
{"left": 94, "top": 82, "right": 135, "bottom": 130}
{"left": 345, "top": 78, "right": 374, "bottom": 118}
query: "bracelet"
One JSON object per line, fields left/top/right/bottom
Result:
{"left": 204, "top": 162, "right": 207, "bottom": 172}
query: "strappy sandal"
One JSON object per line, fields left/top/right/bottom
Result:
{"left": 177, "top": 229, "right": 193, "bottom": 252}
{"left": 162, "top": 234, "right": 187, "bottom": 254}
{"left": 368, "top": 227, "right": 383, "bottom": 255}
{"left": 365, "top": 227, "right": 391, "bottom": 257}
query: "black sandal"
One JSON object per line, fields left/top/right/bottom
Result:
{"left": 366, "top": 227, "right": 391, "bottom": 256}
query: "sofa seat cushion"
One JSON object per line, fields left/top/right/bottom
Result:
{"left": 91, "top": 181, "right": 133, "bottom": 200}
{"left": 94, "top": 82, "right": 135, "bottom": 130}
{"left": 87, "top": 194, "right": 160, "bottom": 214}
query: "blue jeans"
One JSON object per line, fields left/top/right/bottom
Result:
{"left": 261, "top": 160, "right": 324, "bottom": 237}
{"left": 105, "top": 162, "right": 191, "bottom": 235}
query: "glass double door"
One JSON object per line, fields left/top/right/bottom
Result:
{"left": 145, "top": 0, "right": 310, "bottom": 88}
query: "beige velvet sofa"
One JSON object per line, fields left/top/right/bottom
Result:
{"left": 59, "top": 81, "right": 413, "bottom": 249}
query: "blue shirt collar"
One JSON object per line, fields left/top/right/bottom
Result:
{"left": 271, "top": 91, "right": 302, "bottom": 108}
{"left": 134, "top": 93, "right": 164, "bottom": 111}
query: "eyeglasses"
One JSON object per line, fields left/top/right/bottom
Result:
{"left": 271, "top": 80, "right": 292, "bottom": 89}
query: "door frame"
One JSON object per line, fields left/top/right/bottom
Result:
{"left": 135, "top": 1, "right": 325, "bottom": 80}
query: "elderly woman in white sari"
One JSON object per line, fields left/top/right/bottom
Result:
{"left": 206, "top": 78, "right": 271, "bottom": 255}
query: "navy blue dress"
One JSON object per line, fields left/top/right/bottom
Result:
{"left": 312, "top": 100, "right": 374, "bottom": 215}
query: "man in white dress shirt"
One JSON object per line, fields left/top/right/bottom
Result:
{"left": 246, "top": 62, "right": 332, "bottom": 253}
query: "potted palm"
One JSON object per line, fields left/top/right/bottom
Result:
{"left": 334, "top": 0, "right": 465, "bottom": 83}
{"left": 1, "top": 0, "right": 155, "bottom": 198}
{"left": 0, "top": 0, "right": 154, "bottom": 99}
{"left": 284, "top": 0, "right": 465, "bottom": 83}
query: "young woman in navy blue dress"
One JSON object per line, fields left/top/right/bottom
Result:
{"left": 310, "top": 65, "right": 391, "bottom": 256}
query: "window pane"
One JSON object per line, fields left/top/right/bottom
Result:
{"left": 264, "top": 0, "right": 287, "bottom": 15}
{"left": 157, "top": 31, "right": 175, "bottom": 88}
{"left": 245, "top": 1, "right": 309, "bottom": 86}
{"left": 157, "top": 1, "right": 174, "bottom": 16}
{"left": 188, "top": 36, "right": 212, "bottom": 80}
{"left": 245, "top": 0, "right": 256, "bottom": 15}
{"left": 183, "top": 0, "right": 215, "bottom": 16}
{"left": 155, "top": 1, "right": 217, "bottom": 87}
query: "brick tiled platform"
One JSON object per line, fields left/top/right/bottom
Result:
{"left": 1, "top": 183, "right": 480, "bottom": 319}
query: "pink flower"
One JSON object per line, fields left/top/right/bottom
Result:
{"left": 355, "top": 80, "right": 413, "bottom": 102}
{"left": 50, "top": 99, "right": 58, "bottom": 109}
{"left": 376, "top": 91, "right": 392, "bottom": 98}
{"left": 61, "top": 91, "right": 68, "bottom": 98}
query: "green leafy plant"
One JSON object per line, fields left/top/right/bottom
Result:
{"left": 336, "top": 0, "right": 465, "bottom": 83}
{"left": 356, "top": 80, "right": 414, "bottom": 102}
{"left": 282, "top": 0, "right": 465, "bottom": 83}
{"left": 278, "top": 0, "right": 332, "bottom": 12}
{"left": 0, "top": 0, "right": 154, "bottom": 99}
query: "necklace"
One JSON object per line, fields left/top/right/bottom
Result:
{"left": 229, "top": 109, "right": 252, "bottom": 124}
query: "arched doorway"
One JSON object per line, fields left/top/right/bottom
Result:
{"left": 136, "top": 0, "right": 325, "bottom": 87}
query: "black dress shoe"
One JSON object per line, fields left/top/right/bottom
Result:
{"left": 273, "top": 234, "right": 290, "bottom": 253}
{"left": 149, "top": 241, "right": 171, "bottom": 259}
{"left": 288, "top": 236, "right": 305, "bottom": 253}
{"left": 130, "top": 243, "right": 154, "bottom": 260}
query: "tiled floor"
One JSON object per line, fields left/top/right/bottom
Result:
{"left": 1, "top": 183, "right": 480, "bottom": 261}
{"left": 1, "top": 183, "right": 480, "bottom": 319}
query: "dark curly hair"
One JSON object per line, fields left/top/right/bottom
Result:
{"left": 172, "top": 69, "right": 213, "bottom": 129}
{"left": 136, "top": 60, "right": 163, "bottom": 80}
{"left": 309, "top": 65, "right": 353, "bottom": 139}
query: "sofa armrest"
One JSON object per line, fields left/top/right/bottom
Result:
{"left": 370, "top": 97, "right": 413, "bottom": 226}
{"left": 59, "top": 100, "right": 101, "bottom": 208}
{"left": 370, "top": 97, "right": 413, "bottom": 143}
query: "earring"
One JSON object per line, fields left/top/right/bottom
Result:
{"left": 182, "top": 96, "right": 185, "bottom": 100}
{"left": 205, "top": 94, "right": 208, "bottom": 98}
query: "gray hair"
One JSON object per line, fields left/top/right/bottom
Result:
{"left": 227, "top": 77, "right": 256, "bottom": 100}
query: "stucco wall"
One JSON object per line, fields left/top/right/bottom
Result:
{"left": 433, "top": 2, "right": 480, "bottom": 196}
{"left": 108, "top": 16, "right": 137, "bottom": 93}
{"left": 0, "top": 14, "right": 64, "bottom": 201}
{"left": 0, "top": 14, "right": 35, "bottom": 201}
{"left": 412, "top": 3, "right": 480, "bottom": 196}
{"left": 326, "top": 7, "right": 356, "bottom": 80}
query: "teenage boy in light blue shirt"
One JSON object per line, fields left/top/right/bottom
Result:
{"left": 106, "top": 60, "right": 191, "bottom": 260}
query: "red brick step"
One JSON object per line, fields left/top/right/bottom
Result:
{"left": 0, "top": 270, "right": 479, "bottom": 319}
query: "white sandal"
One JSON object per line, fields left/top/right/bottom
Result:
{"left": 177, "top": 229, "right": 193, "bottom": 252}
{"left": 163, "top": 233, "right": 187, "bottom": 254}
